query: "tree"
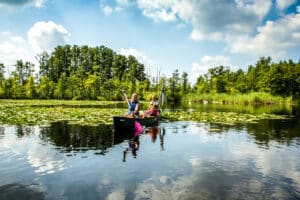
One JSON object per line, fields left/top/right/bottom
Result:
{"left": 0, "top": 63, "right": 4, "bottom": 80}
{"left": 195, "top": 75, "right": 209, "bottom": 94}
{"left": 37, "top": 51, "right": 50, "bottom": 77}
{"left": 15, "top": 60, "right": 34, "bottom": 85}
{"left": 180, "top": 72, "right": 190, "bottom": 95}
{"left": 112, "top": 54, "right": 127, "bottom": 81}
{"left": 36, "top": 76, "right": 54, "bottom": 99}
{"left": 255, "top": 56, "right": 272, "bottom": 92}
{"left": 234, "top": 69, "right": 247, "bottom": 93}
{"left": 25, "top": 76, "right": 36, "bottom": 98}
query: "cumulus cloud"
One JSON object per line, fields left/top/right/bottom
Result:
{"left": 133, "top": 0, "right": 300, "bottom": 59}
{"left": 136, "top": 0, "right": 178, "bottom": 22}
{"left": 228, "top": 7, "right": 300, "bottom": 58}
{"left": 101, "top": 0, "right": 131, "bottom": 16}
{"left": 276, "top": 0, "right": 296, "bottom": 10}
{"left": 0, "top": 0, "right": 44, "bottom": 8}
{"left": 0, "top": 32, "right": 34, "bottom": 72}
{"left": 27, "top": 21, "right": 70, "bottom": 54}
{"left": 104, "top": 0, "right": 299, "bottom": 60}
{"left": 118, "top": 47, "right": 154, "bottom": 67}
{"left": 0, "top": 21, "right": 70, "bottom": 75}
{"left": 191, "top": 55, "right": 232, "bottom": 84}
{"left": 103, "top": 5, "right": 114, "bottom": 16}
{"left": 188, "top": 0, "right": 272, "bottom": 41}
{"left": 134, "top": 0, "right": 271, "bottom": 40}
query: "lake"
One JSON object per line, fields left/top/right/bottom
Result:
{"left": 0, "top": 104, "right": 300, "bottom": 200}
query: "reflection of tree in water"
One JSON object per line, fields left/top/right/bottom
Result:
{"left": 208, "top": 117, "right": 300, "bottom": 147}
{"left": 0, "top": 126, "right": 4, "bottom": 139}
{"left": 246, "top": 118, "right": 300, "bottom": 147}
{"left": 39, "top": 121, "right": 114, "bottom": 154}
{"left": 15, "top": 126, "right": 35, "bottom": 138}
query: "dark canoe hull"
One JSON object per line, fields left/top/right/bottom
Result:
{"left": 113, "top": 116, "right": 159, "bottom": 144}
{"left": 113, "top": 116, "right": 159, "bottom": 132}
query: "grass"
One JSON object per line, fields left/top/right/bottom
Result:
{"left": 185, "top": 92, "right": 293, "bottom": 105}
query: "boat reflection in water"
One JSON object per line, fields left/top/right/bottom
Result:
{"left": 40, "top": 119, "right": 165, "bottom": 160}
{"left": 147, "top": 126, "right": 165, "bottom": 151}
{"left": 113, "top": 116, "right": 165, "bottom": 161}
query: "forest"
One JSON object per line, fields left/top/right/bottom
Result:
{"left": 0, "top": 44, "right": 299, "bottom": 103}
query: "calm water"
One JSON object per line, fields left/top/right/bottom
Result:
{"left": 1, "top": 106, "right": 300, "bottom": 200}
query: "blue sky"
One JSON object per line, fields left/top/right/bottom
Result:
{"left": 0, "top": 0, "right": 300, "bottom": 84}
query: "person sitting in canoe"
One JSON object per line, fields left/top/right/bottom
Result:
{"left": 145, "top": 95, "right": 160, "bottom": 117}
{"left": 124, "top": 93, "right": 141, "bottom": 118}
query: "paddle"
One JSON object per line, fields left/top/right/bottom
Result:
{"left": 159, "top": 86, "right": 165, "bottom": 113}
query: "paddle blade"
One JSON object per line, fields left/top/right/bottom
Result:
{"left": 160, "top": 91, "right": 165, "bottom": 107}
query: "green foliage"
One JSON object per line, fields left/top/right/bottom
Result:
{"left": 0, "top": 45, "right": 298, "bottom": 104}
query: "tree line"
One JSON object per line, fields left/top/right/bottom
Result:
{"left": 0, "top": 44, "right": 299, "bottom": 102}
{"left": 194, "top": 57, "right": 300, "bottom": 99}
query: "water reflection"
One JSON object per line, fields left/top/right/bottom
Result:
{"left": 147, "top": 126, "right": 165, "bottom": 151}
{"left": 0, "top": 126, "right": 4, "bottom": 139}
{"left": 39, "top": 121, "right": 114, "bottom": 154}
{"left": 0, "top": 183, "right": 45, "bottom": 200}
{"left": 246, "top": 118, "right": 300, "bottom": 147}
{"left": 1, "top": 116, "right": 300, "bottom": 199}
{"left": 123, "top": 136, "right": 140, "bottom": 161}
{"left": 196, "top": 117, "right": 300, "bottom": 148}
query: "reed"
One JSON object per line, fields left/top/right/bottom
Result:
{"left": 184, "top": 92, "right": 293, "bottom": 105}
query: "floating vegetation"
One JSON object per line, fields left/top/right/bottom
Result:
{"left": 0, "top": 104, "right": 125, "bottom": 126}
{"left": 0, "top": 100, "right": 289, "bottom": 126}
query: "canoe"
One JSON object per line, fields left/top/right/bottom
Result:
{"left": 113, "top": 116, "right": 159, "bottom": 133}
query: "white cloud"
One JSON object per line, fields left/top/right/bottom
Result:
{"left": 0, "top": 32, "right": 34, "bottom": 73}
{"left": 135, "top": 0, "right": 271, "bottom": 40}
{"left": 0, "top": 0, "right": 44, "bottom": 8}
{"left": 10, "top": 36, "right": 26, "bottom": 43}
{"left": 119, "top": 47, "right": 154, "bottom": 68}
{"left": 186, "top": 0, "right": 271, "bottom": 41}
{"left": 276, "top": 0, "right": 296, "bottom": 10}
{"left": 0, "top": 21, "right": 70, "bottom": 75}
{"left": 103, "top": 5, "right": 114, "bottom": 16}
{"left": 27, "top": 21, "right": 70, "bottom": 54}
{"left": 228, "top": 7, "right": 300, "bottom": 58}
{"left": 136, "top": 0, "right": 178, "bottom": 22}
{"left": 191, "top": 55, "right": 232, "bottom": 84}
{"left": 101, "top": 0, "right": 132, "bottom": 16}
